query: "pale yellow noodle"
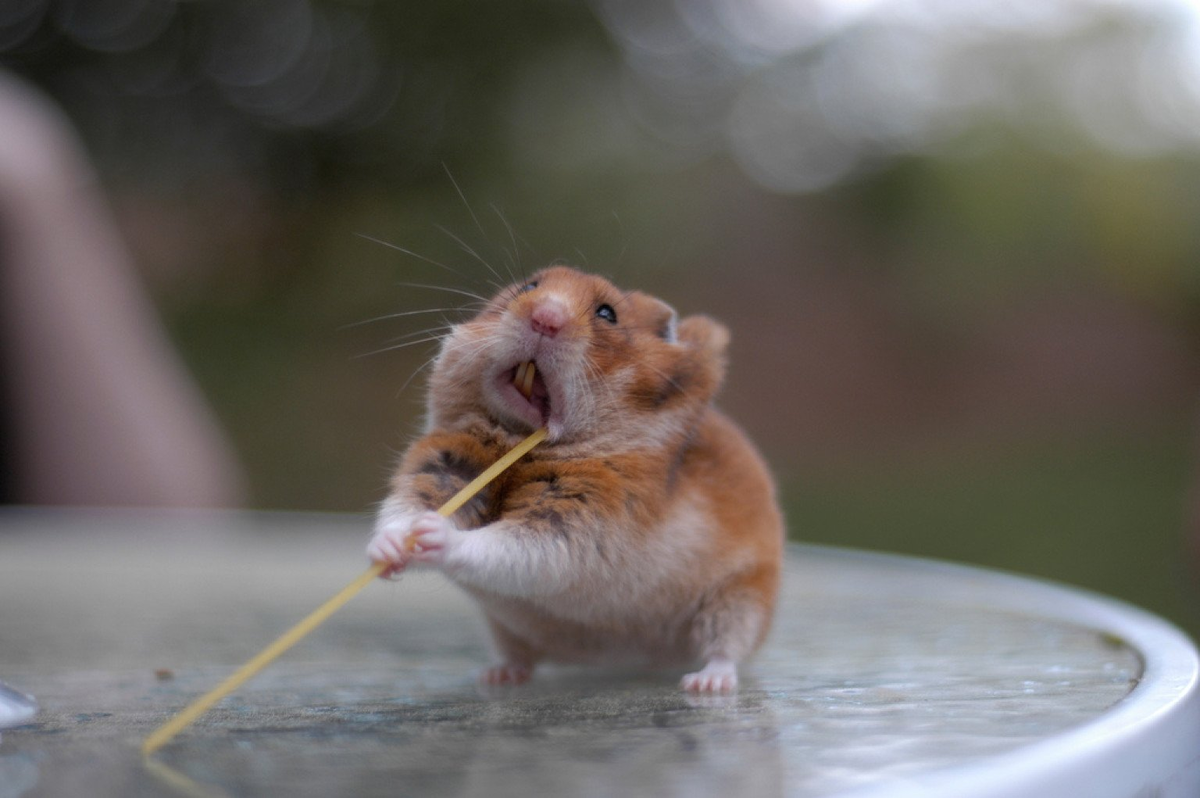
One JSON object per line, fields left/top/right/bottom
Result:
{"left": 142, "top": 422, "right": 549, "bottom": 756}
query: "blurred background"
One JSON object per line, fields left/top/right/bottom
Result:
{"left": 1, "top": 0, "right": 1198, "bottom": 638}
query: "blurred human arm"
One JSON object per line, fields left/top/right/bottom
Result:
{"left": 0, "top": 71, "right": 245, "bottom": 507}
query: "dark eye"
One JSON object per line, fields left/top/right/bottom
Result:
{"left": 517, "top": 281, "right": 538, "bottom": 294}
{"left": 595, "top": 303, "right": 617, "bottom": 324}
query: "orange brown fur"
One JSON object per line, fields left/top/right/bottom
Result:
{"left": 370, "top": 266, "right": 784, "bottom": 691}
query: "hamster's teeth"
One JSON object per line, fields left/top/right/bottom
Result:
{"left": 516, "top": 361, "right": 536, "bottom": 399}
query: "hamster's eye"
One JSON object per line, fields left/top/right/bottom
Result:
{"left": 595, "top": 304, "right": 618, "bottom": 324}
{"left": 518, "top": 281, "right": 538, "bottom": 294}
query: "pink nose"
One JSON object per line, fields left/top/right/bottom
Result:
{"left": 530, "top": 300, "right": 567, "bottom": 338}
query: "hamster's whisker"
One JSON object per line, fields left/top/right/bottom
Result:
{"left": 396, "top": 282, "right": 490, "bottom": 304}
{"left": 563, "top": 364, "right": 594, "bottom": 428}
{"left": 396, "top": 352, "right": 443, "bottom": 397}
{"left": 444, "top": 165, "right": 489, "bottom": 240}
{"left": 589, "top": 366, "right": 615, "bottom": 423}
{"left": 381, "top": 318, "right": 462, "bottom": 339}
{"left": 442, "top": 166, "right": 525, "bottom": 291}
{"left": 610, "top": 210, "right": 629, "bottom": 268}
{"left": 488, "top": 203, "right": 524, "bottom": 284}
{"left": 377, "top": 323, "right": 460, "bottom": 347}
{"left": 580, "top": 357, "right": 613, "bottom": 415}
{"left": 434, "top": 224, "right": 507, "bottom": 294}
{"left": 341, "top": 307, "right": 476, "bottom": 330}
{"left": 593, "top": 365, "right": 619, "bottom": 413}
{"left": 439, "top": 337, "right": 494, "bottom": 369}
{"left": 355, "top": 233, "right": 473, "bottom": 282}
{"left": 353, "top": 333, "right": 451, "bottom": 360}
{"left": 503, "top": 279, "right": 534, "bottom": 304}
{"left": 572, "top": 302, "right": 593, "bottom": 324}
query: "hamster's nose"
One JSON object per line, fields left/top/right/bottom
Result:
{"left": 530, "top": 299, "right": 568, "bottom": 338}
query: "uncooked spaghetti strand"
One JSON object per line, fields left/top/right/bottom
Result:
{"left": 142, "top": 425, "right": 548, "bottom": 756}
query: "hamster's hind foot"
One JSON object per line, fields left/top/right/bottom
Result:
{"left": 479, "top": 662, "right": 533, "bottom": 686}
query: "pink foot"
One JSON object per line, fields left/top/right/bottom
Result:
{"left": 681, "top": 658, "right": 738, "bottom": 693}
{"left": 479, "top": 663, "right": 533, "bottom": 686}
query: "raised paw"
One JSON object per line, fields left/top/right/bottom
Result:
{"left": 681, "top": 658, "right": 738, "bottom": 694}
{"left": 367, "top": 510, "right": 452, "bottom": 577}
{"left": 479, "top": 662, "right": 533, "bottom": 687}
{"left": 405, "top": 512, "right": 455, "bottom": 565}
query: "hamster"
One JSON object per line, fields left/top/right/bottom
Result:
{"left": 367, "top": 266, "right": 784, "bottom": 693}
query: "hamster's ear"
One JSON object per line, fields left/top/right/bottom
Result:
{"left": 677, "top": 315, "right": 730, "bottom": 400}
{"left": 677, "top": 315, "right": 730, "bottom": 359}
{"left": 639, "top": 296, "right": 679, "bottom": 343}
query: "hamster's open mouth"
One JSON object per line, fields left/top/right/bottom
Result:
{"left": 502, "top": 360, "right": 551, "bottom": 426}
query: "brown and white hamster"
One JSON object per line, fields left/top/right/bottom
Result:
{"left": 367, "top": 266, "right": 784, "bottom": 693}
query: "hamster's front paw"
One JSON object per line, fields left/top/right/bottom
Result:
{"left": 681, "top": 658, "right": 738, "bottom": 694}
{"left": 367, "top": 510, "right": 453, "bottom": 577}
{"left": 366, "top": 521, "right": 413, "bottom": 579}
{"left": 404, "top": 512, "right": 456, "bottom": 566}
